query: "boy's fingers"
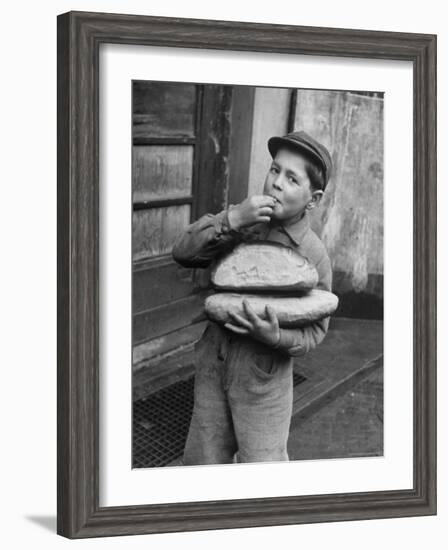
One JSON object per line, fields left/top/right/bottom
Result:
{"left": 259, "top": 206, "right": 274, "bottom": 216}
{"left": 225, "top": 323, "right": 249, "bottom": 335}
{"left": 242, "top": 299, "right": 261, "bottom": 324}
{"left": 258, "top": 195, "right": 276, "bottom": 206}
{"left": 257, "top": 216, "right": 272, "bottom": 223}
{"left": 265, "top": 305, "right": 279, "bottom": 326}
{"left": 228, "top": 311, "right": 253, "bottom": 330}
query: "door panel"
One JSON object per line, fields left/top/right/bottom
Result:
{"left": 132, "top": 81, "right": 233, "bottom": 365}
{"left": 133, "top": 261, "right": 195, "bottom": 313}
{"left": 132, "top": 204, "right": 191, "bottom": 261}
{"left": 133, "top": 294, "right": 206, "bottom": 345}
{"left": 133, "top": 145, "right": 194, "bottom": 203}
{"left": 133, "top": 81, "right": 196, "bottom": 139}
{"left": 133, "top": 322, "right": 208, "bottom": 366}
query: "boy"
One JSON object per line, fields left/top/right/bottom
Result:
{"left": 172, "top": 130, "right": 333, "bottom": 465}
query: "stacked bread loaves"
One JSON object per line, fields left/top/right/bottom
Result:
{"left": 205, "top": 242, "right": 338, "bottom": 328}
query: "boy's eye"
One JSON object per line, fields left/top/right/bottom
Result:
{"left": 270, "top": 166, "right": 279, "bottom": 174}
{"left": 288, "top": 176, "right": 298, "bottom": 184}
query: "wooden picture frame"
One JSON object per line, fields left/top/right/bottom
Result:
{"left": 57, "top": 10, "right": 437, "bottom": 538}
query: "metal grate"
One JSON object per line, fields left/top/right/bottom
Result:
{"left": 133, "top": 370, "right": 307, "bottom": 468}
{"left": 133, "top": 376, "right": 195, "bottom": 468}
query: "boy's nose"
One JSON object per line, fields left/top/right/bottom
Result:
{"left": 273, "top": 177, "right": 283, "bottom": 190}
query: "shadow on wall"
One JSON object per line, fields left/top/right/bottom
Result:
{"left": 334, "top": 289, "right": 383, "bottom": 320}
{"left": 332, "top": 271, "right": 383, "bottom": 320}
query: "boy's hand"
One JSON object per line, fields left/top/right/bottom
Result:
{"left": 227, "top": 195, "right": 275, "bottom": 230}
{"left": 225, "top": 300, "right": 281, "bottom": 348}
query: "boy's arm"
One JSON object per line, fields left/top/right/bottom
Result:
{"left": 172, "top": 209, "right": 239, "bottom": 268}
{"left": 225, "top": 254, "right": 334, "bottom": 357}
{"left": 172, "top": 196, "right": 276, "bottom": 267}
{"left": 273, "top": 254, "right": 333, "bottom": 357}
{"left": 274, "top": 316, "right": 330, "bottom": 357}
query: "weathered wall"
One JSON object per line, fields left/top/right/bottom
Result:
{"left": 294, "top": 90, "right": 383, "bottom": 282}
{"left": 249, "top": 88, "right": 384, "bottom": 318}
{"left": 247, "top": 87, "right": 291, "bottom": 196}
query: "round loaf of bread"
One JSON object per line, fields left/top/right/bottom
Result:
{"left": 211, "top": 242, "right": 318, "bottom": 292}
{"left": 205, "top": 290, "right": 339, "bottom": 328}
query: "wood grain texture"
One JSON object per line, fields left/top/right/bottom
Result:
{"left": 194, "top": 84, "right": 233, "bottom": 218}
{"left": 227, "top": 86, "right": 255, "bottom": 205}
{"left": 132, "top": 204, "right": 191, "bottom": 260}
{"left": 132, "top": 258, "right": 195, "bottom": 312}
{"left": 132, "top": 321, "right": 206, "bottom": 369}
{"left": 58, "top": 11, "right": 99, "bottom": 538}
{"left": 133, "top": 80, "right": 196, "bottom": 138}
{"left": 132, "top": 145, "right": 194, "bottom": 203}
{"left": 57, "top": 10, "right": 436, "bottom": 538}
{"left": 133, "top": 292, "right": 207, "bottom": 344}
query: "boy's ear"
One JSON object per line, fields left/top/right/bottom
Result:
{"left": 306, "top": 190, "right": 324, "bottom": 210}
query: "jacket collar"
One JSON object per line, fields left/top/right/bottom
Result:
{"left": 272, "top": 210, "right": 310, "bottom": 247}
{"left": 248, "top": 211, "right": 311, "bottom": 247}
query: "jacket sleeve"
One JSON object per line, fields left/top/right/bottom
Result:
{"left": 273, "top": 253, "right": 333, "bottom": 357}
{"left": 172, "top": 209, "right": 241, "bottom": 268}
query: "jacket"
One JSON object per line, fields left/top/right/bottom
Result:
{"left": 173, "top": 207, "right": 333, "bottom": 358}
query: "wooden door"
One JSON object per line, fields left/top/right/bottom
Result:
{"left": 132, "top": 81, "right": 232, "bottom": 367}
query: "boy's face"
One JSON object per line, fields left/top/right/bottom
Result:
{"left": 263, "top": 148, "right": 322, "bottom": 222}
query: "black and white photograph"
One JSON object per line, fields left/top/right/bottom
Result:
{"left": 131, "top": 80, "right": 384, "bottom": 469}
{"left": 1, "top": 0, "right": 442, "bottom": 545}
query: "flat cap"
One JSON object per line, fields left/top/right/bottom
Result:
{"left": 268, "top": 130, "right": 333, "bottom": 190}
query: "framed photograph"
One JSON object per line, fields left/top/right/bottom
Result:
{"left": 57, "top": 11, "right": 436, "bottom": 538}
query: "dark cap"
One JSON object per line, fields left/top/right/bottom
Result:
{"left": 268, "top": 130, "right": 333, "bottom": 190}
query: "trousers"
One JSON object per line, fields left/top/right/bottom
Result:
{"left": 182, "top": 323, "right": 293, "bottom": 465}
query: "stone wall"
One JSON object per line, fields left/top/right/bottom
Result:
{"left": 248, "top": 88, "right": 384, "bottom": 318}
